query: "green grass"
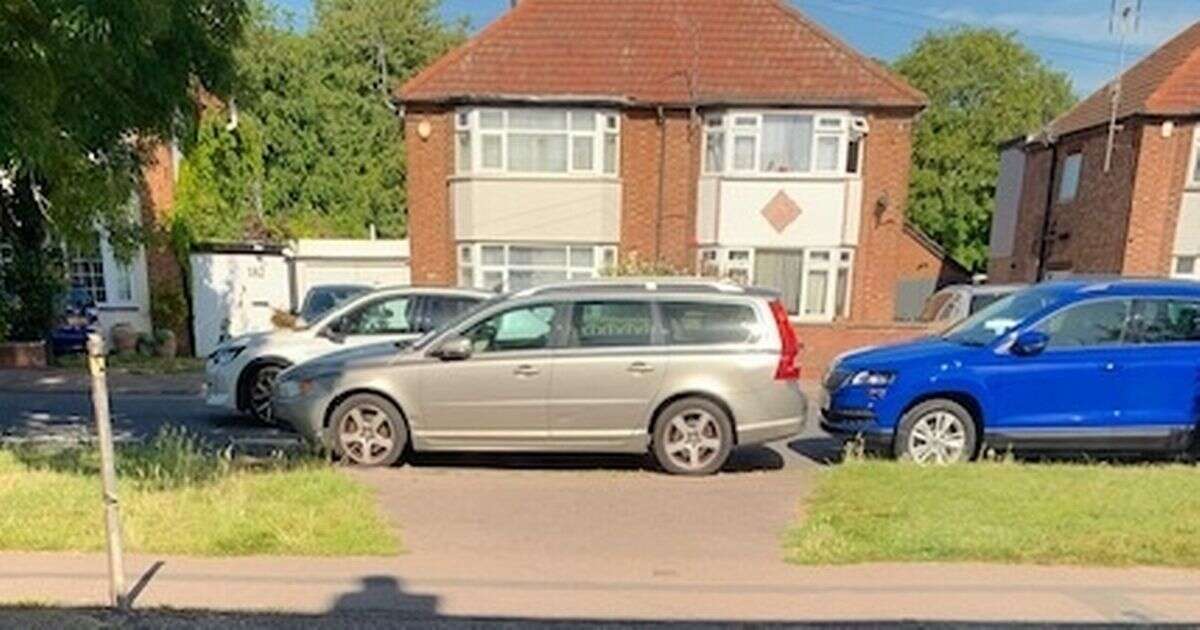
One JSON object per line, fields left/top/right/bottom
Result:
{"left": 786, "top": 459, "right": 1200, "bottom": 567}
{"left": 0, "top": 430, "right": 399, "bottom": 556}
{"left": 54, "top": 353, "right": 204, "bottom": 374}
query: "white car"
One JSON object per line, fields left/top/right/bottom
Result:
{"left": 205, "top": 286, "right": 491, "bottom": 422}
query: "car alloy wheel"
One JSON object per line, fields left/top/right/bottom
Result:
{"left": 250, "top": 365, "right": 283, "bottom": 423}
{"left": 663, "top": 409, "right": 724, "bottom": 472}
{"left": 337, "top": 403, "right": 401, "bottom": 466}
{"left": 906, "top": 410, "right": 968, "bottom": 465}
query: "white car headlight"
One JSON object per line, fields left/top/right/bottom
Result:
{"left": 849, "top": 370, "right": 896, "bottom": 387}
{"left": 277, "top": 380, "right": 302, "bottom": 399}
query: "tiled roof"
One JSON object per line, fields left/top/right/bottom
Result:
{"left": 1049, "top": 20, "right": 1200, "bottom": 137}
{"left": 398, "top": 0, "right": 925, "bottom": 109}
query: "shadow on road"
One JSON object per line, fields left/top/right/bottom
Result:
{"left": 404, "top": 442, "right": 788, "bottom": 474}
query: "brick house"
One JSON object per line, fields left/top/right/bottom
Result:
{"left": 396, "top": 0, "right": 967, "bottom": 332}
{"left": 989, "top": 21, "right": 1200, "bottom": 283}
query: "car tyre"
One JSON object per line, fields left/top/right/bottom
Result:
{"left": 651, "top": 397, "right": 734, "bottom": 476}
{"left": 330, "top": 393, "right": 408, "bottom": 467}
{"left": 894, "top": 399, "right": 977, "bottom": 465}
{"left": 245, "top": 362, "right": 288, "bottom": 424}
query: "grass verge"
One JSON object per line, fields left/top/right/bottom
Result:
{"left": 786, "top": 459, "right": 1200, "bottom": 567}
{"left": 0, "top": 429, "right": 398, "bottom": 556}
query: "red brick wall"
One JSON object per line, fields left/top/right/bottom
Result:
{"left": 992, "top": 119, "right": 1194, "bottom": 282}
{"left": 137, "top": 142, "right": 192, "bottom": 353}
{"left": 988, "top": 145, "right": 1053, "bottom": 283}
{"left": 1124, "top": 120, "right": 1194, "bottom": 275}
{"left": 405, "top": 105, "right": 457, "bottom": 286}
{"left": 619, "top": 109, "right": 699, "bottom": 271}
{"left": 851, "top": 112, "right": 967, "bottom": 323}
{"left": 795, "top": 321, "right": 939, "bottom": 378}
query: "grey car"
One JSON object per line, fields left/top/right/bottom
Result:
{"left": 273, "top": 279, "right": 808, "bottom": 475}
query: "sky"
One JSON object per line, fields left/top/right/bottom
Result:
{"left": 271, "top": 0, "right": 1200, "bottom": 96}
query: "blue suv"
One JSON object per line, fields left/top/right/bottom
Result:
{"left": 821, "top": 280, "right": 1200, "bottom": 464}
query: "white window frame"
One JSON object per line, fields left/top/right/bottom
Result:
{"left": 1187, "top": 125, "right": 1200, "bottom": 189}
{"left": 454, "top": 108, "right": 620, "bottom": 178}
{"left": 701, "top": 110, "right": 859, "bottom": 179}
{"left": 1058, "top": 152, "right": 1082, "bottom": 202}
{"left": 459, "top": 243, "right": 618, "bottom": 291}
{"left": 696, "top": 246, "right": 854, "bottom": 321}
{"left": 1172, "top": 255, "right": 1200, "bottom": 280}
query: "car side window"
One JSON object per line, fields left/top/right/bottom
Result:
{"left": 1036, "top": 299, "right": 1132, "bottom": 348}
{"left": 1130, "top": 299, "right": 1200, "bottom": 344}
{"left": 568, "top": 301, "right": 653, "bottom": 348}
{"left": 918, "top": 292, "right": 952, "bottom": 322}
{"left": 661, "top": 301, "right": 758, "bottom": 345}
{"left": 419, "top": 296, "right": 482, "bottom": 332}
{"left": 463, "top": 304, "right": 558, "bottom": 353}
{"left": 340, "top": 296, "right": 415, "bottom": 335}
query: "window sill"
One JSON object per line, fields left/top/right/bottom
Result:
{"left": 97, "top": 303, "right": 141, "bottom": 312}
{"left": 449, "top": 174, "right": 621, "bottom": 184}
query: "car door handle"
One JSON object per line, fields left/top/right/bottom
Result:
{"left": 627, "top": 361, "right": 655, "bottom": 374}
{"left": 513, "top": 365, "right": 540, "bottom": 377}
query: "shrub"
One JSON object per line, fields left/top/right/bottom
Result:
{"left": 602, "top": 251, "right": 687, "bottom": 277}
{"left": 150, "top": 281, "right": 188, "bottom": 336}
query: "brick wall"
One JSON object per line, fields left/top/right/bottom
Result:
{"left": 619, "top": 109, "right": 699, "bottom": 271}
{"left": 1124, "top": 120, "right": 1194, "bottom": 275}
{"left": 850, "top": 112, "right": 967, "bottom": 323}
{"left": 988, "top": 145, "right": 1053, "bottom": 283}
{"left": 795, "top": 321, "right": 939, "bottom": 377}
{"left": 404, "top": 105, "right": 457, "bottom": 286}
{"left": 991, "top": 119, "right": 1194, "bottom": 282}
{"left": 137, "top": 142, "right": 192, "bottom": 353}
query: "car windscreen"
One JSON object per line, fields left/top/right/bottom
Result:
{"left": 409, "top": 295, "right": 505, "bottom": 351}
{"left": 942, "top": 287, "right": 1061, "bottom": 347}
{"left": 300, "top": 286, "right": 370, "bottom": 322}
{"left": 968, "top": 292, "right": 1011, "bottom": 315}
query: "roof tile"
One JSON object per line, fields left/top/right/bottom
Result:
{"left": 398, "top": 0, "right": 925, "bottom": 108}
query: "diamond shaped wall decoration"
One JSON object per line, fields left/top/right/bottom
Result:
{"left": 761, "top": 191, "right": 802, "bottom": 233}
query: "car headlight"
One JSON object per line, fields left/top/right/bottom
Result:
{"left": 209, "top": 345, "right": 246, "bottom": 365}
{"left": 849, "top": 370, "right": 896, "bottom": 387}
{"left": 277, "top": 379, "right": 302, "bottom": 399}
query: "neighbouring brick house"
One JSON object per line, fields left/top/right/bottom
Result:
{"left": 989, "top": 21, "right": 1200, "bottom": 284}
{"left": 395, "top": 0, "right": 967, "bottom": 352}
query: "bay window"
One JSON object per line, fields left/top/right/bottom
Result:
{"left": 459, "top": 243, "right": 618, "bottom": 291}
{"left": 702, "top": 110, "right": 863, "bottom": 177}
{"left": 697, "top": 247, "right": 853, "bottom": 321}
{"left": 455, "top": 108, "right": 619, "bottom": 176}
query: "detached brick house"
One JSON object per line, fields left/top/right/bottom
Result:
{"left": 989, "top": 21, "right": 1200, "bottom": 283}
{"left": 396, "top": 0, "right": 966, "bottom": 325}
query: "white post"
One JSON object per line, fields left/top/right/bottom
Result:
{"left": 87, "top": 333, "right": 127, "bottom": 610}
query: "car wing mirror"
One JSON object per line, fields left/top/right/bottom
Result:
{"left": 432, "top": 335, "right": 472, "bottom": 361}
{"left": 1011, "top": 330, "right": 1049, "bottom": 357}
{"left": 320, "top": 318, "right": 346, "bottom": 343}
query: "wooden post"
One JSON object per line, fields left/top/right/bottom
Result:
{"left": 87, "top": 333, "right": 127, "bottom": 610}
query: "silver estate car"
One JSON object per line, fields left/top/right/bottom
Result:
{"left": 272, "top": 279, "right": 808, "bottom": 475}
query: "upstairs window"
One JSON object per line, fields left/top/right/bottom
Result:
{"left": 703, "top": 111, "right": 860, "bottom": 177}
{"left": 455, "top": 108, "right": 619, "bottom": 176}
{"left": 1058, "top": 152, "right": 1082, "bottom": 202}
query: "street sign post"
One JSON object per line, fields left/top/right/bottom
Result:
{"left": 87, "top": 333, "right": 127, "bottom": 610}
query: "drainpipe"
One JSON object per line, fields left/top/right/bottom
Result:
{"left": 1035, "top": 140, "right": 1059, "bottom": 282}
{"left": 655, "top": 106, "right": 667, "bottom": 264}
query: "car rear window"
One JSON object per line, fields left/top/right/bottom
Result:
{"left": 661, "top": 301, "right": 758, "bottom": 345}
{"left": 570, "top": 301, "right": 653, "bottom": 348}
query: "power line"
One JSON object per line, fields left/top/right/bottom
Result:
{"left": 799, "top": 0, "right": 1131, "bottom": 68}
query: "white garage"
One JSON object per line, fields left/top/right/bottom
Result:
{"left": 189, "top": 239, "right": 410, "bottom": 357}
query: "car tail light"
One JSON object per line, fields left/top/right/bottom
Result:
{"left": 768, "top": 299, "right": 801, "bottom": 381}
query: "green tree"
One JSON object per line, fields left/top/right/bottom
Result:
{"left": 894, "top": 28, "right": 1075, "bottom": 272}
{"left": 1, "top": 0, "right": 247, "bottom": 340}
{"left": 174, "top": 0, "right": 464, "bottom": 244}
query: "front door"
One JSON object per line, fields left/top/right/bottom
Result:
{"left": 980, "top": 298, "right": 1132, "bottom": 431}
{"left": 417, "top": 303, "right": 562, "bottom": 441}
{"left": 547, "top": 300, "right": 666, "bottom": 444}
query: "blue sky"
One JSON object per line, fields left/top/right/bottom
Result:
{"left": 271, "top": 0, "right": 1200, "bottom": 96}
